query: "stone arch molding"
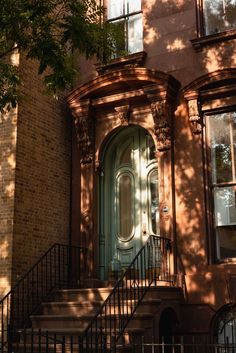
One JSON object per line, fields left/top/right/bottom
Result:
{"left": 183, "top": 68, "right": 236, "bottom": 134}
{"left": 67, "top": 67, "right": 180, "bottom": 164}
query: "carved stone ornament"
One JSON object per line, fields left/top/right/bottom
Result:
{"left": 187, "top": 98, "right": 202, "bottom": 134}
{"left": 114, "top": 104, "right": 131, "bottom": 126}
{"left": 150, "top": 101, "right": 171, "bottom": 152}
{"left": 73, "top": 106, "right": 94, "bottom": 164}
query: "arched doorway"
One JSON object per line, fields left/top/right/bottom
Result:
{"left": 99, "top": 125, "right": 159, "bottom": 280}
{"left": 159, "top": 308, "right": 178, "bottom": 352}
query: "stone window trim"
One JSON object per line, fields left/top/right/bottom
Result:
{"left": 183, "top": 68, "right": 236, "bottom": 135}
{"left": 183, "top": 69, "right": 236, "bottom": 264}
{"left": 95, "top": 51, "right": 147, "bottom": 75}
{"left": 67, "top": 67, "right": 180, "bottom": 165}
{"left": 191, "top": 0, "right": 236, "bottom": 51}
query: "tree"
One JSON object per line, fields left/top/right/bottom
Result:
{"left": 0, "top": 0, "right": 121, "bottom": 112}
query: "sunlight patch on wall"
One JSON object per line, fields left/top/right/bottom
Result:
{"left": 144, "top": 27, "right": 160, "bottom": 45}
{"left": 205, "top": 48, "right": 221, "bottom": 72}
{"left": 0, "top": 277, "right": 10, "bottom": 298}
{"left": 167, "top": 39, "right": 186, "bottom": 52}
{"left": 7, "top": 153, "right": 16, "bottom": 169}
{"left": 0, "top": 241, "right": 9, "bottom": 260}
{"left": 5, "top": 181, "right": 15, "bottom": 198}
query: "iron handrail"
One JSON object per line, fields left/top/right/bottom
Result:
{"left": 79, "top": 234, "right": 173, "bottom": 353}
{"left": 0, "top": 243, "right": 87, "bottom": 353}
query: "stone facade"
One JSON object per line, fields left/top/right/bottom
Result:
{"left": 1, "top": 0, "right": 236, "bottom": 341}
{"left": 67, "top": 0, "right": 236, "bottom": 338}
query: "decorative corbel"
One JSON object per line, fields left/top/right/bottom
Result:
{"left": 150, "top": 100, "right": 171, "bottom": 152}
{"left": 72, "top": 100, "right": 94, "bottom": 164}
{"left": 187, "top": 97, "right": 202, "bottom": 134}
{"left": 114, "top": 104, "right": 131, "bottom": 126}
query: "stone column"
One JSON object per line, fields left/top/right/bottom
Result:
{"left": 72, "top": 99, "right": 96, "bottom": 279}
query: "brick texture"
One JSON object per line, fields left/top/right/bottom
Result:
{"left": 0, "top": 54, "right": 71, "bottom": 294}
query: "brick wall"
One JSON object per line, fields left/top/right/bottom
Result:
{"left": 0, "top": 108, "right": 18, "bottom": 297}
{"left": 10, "top": 56, "right": 71, "bottom": 284}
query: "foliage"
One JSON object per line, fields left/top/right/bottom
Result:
{"left": 0, "top": 0, "right": 121, "bottom": 112}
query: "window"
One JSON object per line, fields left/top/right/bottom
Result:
{"left": 206, "top": 111, "right": 236, "bottom": 260}
{"left": 215, "top": 306, "right": 236, "bottom": 347}
{"left": 107, "top": 0, "right": 143, "bottom": 56}
{"left": 203, "top": 0, "right": 236, "bottom": 35}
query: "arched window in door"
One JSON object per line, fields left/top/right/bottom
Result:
{"left": 214, "top": 306, "right": 236, "bottom": 347}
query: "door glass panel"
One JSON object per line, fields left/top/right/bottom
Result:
{"left": 149, "top": 170, "right": 159, "bottom": 234}
{"left": 146, "top": 135, "right": 156, "bottom": 161}
{"left": 118, "top": 173, "right": 133, "bottom": 239}
{"left": 119, "top": 143, "right": 132, "bottom": 165}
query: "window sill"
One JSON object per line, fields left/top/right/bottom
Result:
{"left": 216, "top": 257, "right": 236, "bottom": 265}
{"left": 95, "top": 51, "right": 147, "bottom": 75}
{"left": 190, "top": 28, "right": 236, "bottom": 51}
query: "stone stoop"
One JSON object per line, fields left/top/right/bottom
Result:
{"left": 15, "top": 284, "right": 184, "bottom": 352}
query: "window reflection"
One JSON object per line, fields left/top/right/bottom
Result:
{"left": 118, "top": 174, "right": 133, "bottom": 239}
{"left": 119, "top": 143, "right": 132, "bottom": 165}
{"left": 107, "top": 0, "right": 143, "bottom": 56}
{"left": 215, "top": 306, "right": 236, "bottom": 346}
{"left": 207, "top": 111, "right": 236, "bottom": 260}
{"left": 208, "top": 113, "right": 236, "bottom": 183}
{"left": 149, "top": 170, "right": 159, "bottom": 235}
{"left": 204, "top": 0, "right": 236, "bottom": 35}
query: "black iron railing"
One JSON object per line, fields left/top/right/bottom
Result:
{"left": 79, "top": 235, "right": 173, "bottom": 353}
{"left": 118, "top": 336, "right": 236, "bottom": 353}
{"left": 0, "top": 243, "right": 87, "bottom": 353}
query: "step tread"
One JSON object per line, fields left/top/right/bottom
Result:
{"left": 31, "top": 311, "right": 153, "bottom": 320}
{"left": 42, "top": 298, "right": 161, "bottom": 306}
{"left": 42, "top": 300, "right": 104, "bottom": 306}
{"left": 52, "top": 287, "right": 112, "bottom": 293}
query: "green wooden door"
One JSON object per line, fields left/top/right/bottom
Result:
{"left": 99, "top": 126, "right": 159, "bottom": 279}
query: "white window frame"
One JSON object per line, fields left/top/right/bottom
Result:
{"left": 107, "top": 0, "right": 143, "bottom": 56}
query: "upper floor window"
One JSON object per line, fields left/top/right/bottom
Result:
{"left": 107, "top": 0, "right": 143, "bottom": 56}
{"left": 203, "top": 0, "right": 236, "bottom": 35}
{"left": 206, "top": 111, "right": 236, "bottom": 260}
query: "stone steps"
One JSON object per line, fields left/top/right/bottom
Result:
{"left": 16, "top": 284, "right": 183, "bottom": 353}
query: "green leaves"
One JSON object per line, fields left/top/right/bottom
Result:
{"left": 0, "top": 62, "right": 20, "bottom": 112}
{"left": 0, "top": 0, "right": 122, "bottom": 111}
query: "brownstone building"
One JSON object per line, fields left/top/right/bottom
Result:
{"left": 1, "top": 0, "right": 236, "bottom": 350}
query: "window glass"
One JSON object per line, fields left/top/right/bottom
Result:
{"left": 128, "top": 0, "right": 142, "bottom": 14}
{"left": 107, "top": 0, "right": 143, "bottom": 55}
{"left": 215, "top": 306, "right": 236, "bottom": 345}
{"left": 108, "top": 0, "right": 123, "bottom": 19}
{"left": 118, "top": 173, "right": 133, "bottom": 239}
{"left": 128, "top": 14, "right": 143, "bottom": 53}
{"left": 119, "top": 142, "right": 132, "bottom": 165}
{"left": 207, "top": 111, "right": 236, "bottom": 260}
{"left": 149, "top": 170, "right": 159, "bottom": 235}
{"left": 204, "top": 0, "right": 236, "bottom": 35}
{"left": 208, "top": 113, "right": 236, "bottom": 183}
{"left": 146, "top": 135, "right": 156, "bottom": 161}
